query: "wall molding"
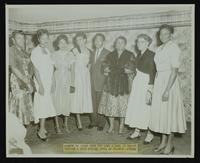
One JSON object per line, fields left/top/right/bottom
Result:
{"left": 9, "top": 9, "right": 192, "bottom": 35}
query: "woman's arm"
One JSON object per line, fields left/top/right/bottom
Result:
{"left": 162, "top": 68, "right": 178, "bottom": 101}
{"left": 10, "top": 66, "right": 29, "bottom": 84}
{"left": 33, "top": 65, "right": 44, "bottom": 95}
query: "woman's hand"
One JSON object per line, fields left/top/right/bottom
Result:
{"left": 162, "top": 90, "right": 169, "bottom": 102}
{"left": 104, "top": 67, "right": 110, "bottom": 76}
{"left": 104, "top": 67, "right": 110, "bottom": 73}
{"left": 27, "top": 84, "right": 34, "bottom": 93}
{"left": 38, "top": 84, "right": 44, "bottom": 96}
{"left": 51, "top": 79, "right": 56, "bottom": 93}
{"left": 124, "top": 68, "right": 133, "bottom": 74}
{"left": 145, "top": 90, "right": 152, "bottom": 105}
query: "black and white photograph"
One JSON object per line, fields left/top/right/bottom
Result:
{"left": 6, "top": 4, "right": 195, "bottom": 157}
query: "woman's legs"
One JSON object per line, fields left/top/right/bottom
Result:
{"left": 76, "top": 114, "right": 82, "bottom": 129}
{"left": 119, "top": 117, "right": 125, "bottom": 134}
{"left": 38, "top": 118, "right": 46, "bottom": 138}
{"left": 155, "top": 134, "right": 167, "bottom": 151}
{"left": 64, "top": 116, "right": 70, "bottom": 133}
{"left": 107, "top": 117, "right": 114, "bottom": 133}
{"left": 54, "top": 116, "right": 62, "bottom": 134}
{"left": 163, "top": 133, "right": 175, "bottom": 154}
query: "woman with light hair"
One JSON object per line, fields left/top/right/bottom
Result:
{"left": 125, "top": 33, "right": 156, "bottom": 144}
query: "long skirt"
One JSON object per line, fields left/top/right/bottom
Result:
{"left": 149, "top": 70, "right": 187, "bottom": 134}
{"left": 9, "top": 73, "right": 34, "bottom": 125}
{"left": 125, "top": 70, "right": 150, "bottom": 129}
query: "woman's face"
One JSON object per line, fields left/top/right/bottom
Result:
{"left": 13, "top": 33, "right": 25, "bottom": 49}
{"left": 76, "top": 36, "right": 86, "bottom": 47}
{"left": 137, "top": 37, "right": 149, "bottom": 51}
{"left": 159, "top": 28, "right": 172, "bottom": 44}
{"left": 39, "top": 34, "right": 49, "bottom": 47}
{"left": 115, "top": 38, "right": 126, "bottom": 51}
{"left": 58, "top": 39, "right": 68, "bottom": 50}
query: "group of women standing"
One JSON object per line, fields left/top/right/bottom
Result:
{"left": 9, "top": 24, "right": 187, "bottom": 155}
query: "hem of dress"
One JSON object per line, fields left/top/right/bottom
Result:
{"left": 125, "top": 124, "right": 149, "bottom": 130}
{"left": 34, "top": 115, "right": 56, "bottom": 123}
{"left": 149, "top": 127, "right": 187, "bottom": 135}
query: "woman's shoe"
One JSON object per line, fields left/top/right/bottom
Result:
{"left": 126, "top": 134, "right": 141, "bottom": 140}
{"left": 106, "top": 128, "right": 114, "bottom": 134}
{"left": 63, "top": 125, "right": 71, "bottom": 134}
{"left": 143, "top": 139, "right": 153, "bottom": 145}
{"left": 160, "top": 146, "right": 175, "bottom": 155}
{"left": 37, "top": 128, "right": 48, "bottom": 135}
{"left": 55, "top": 127, "right": 63, "bottom": 134}
{"left": 143, "top": 134, "right": 154, "bottom": 144}
{"left": 37, "top": 132, "right": 48, "bottom": 142}
{"left": 78, "top": 127, "right": 83, "bottom": 131}
{"left": 126, "top": 131, "right": 141, "bottom": 140}
{"left": 154, "top": 146, "right": 166, "bottom": 152}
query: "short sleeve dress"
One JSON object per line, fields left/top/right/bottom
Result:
{"left": 31, "top": 45, "right": 56, "bottom": 123}
{"left": 149, "top": 41, "right": 187, "bottom": 134}
{"left": 51, "top": 50, "right": 75, "bottom": 116}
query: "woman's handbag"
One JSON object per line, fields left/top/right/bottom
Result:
{"left": 70, "top": 86, "right": 75, "bottom": 93}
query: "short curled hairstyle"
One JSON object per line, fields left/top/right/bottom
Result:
{"left": 136, "top": 33, "right": 152, "bottom": 46}
{"left": 53, "top": 34, "right": 68, "bottom": 51}
{"left": 12, "top": 30, "right": 24, "bottom": 39}
{"left": 73, "top": 32, "right": 87, "bottom": 48}
{"left": 93, "top": 33, "right": 105, "bottom": 41}
{"left": 158, "top": 24, "right": 174, "bottom": 34}
{"left": 36, "top": 29, "right": 49, "bottom": 40}
{"left": 114, "top": 36, "right": 127, "bottom": 49}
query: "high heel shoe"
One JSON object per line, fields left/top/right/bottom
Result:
{"left": 106, "top": 129, "right": 114, "bottom": 134}
{"left": 37, "top": 132, "right": 48, "bottom": 142}
{"left": 154, "top": 146, "right": 166, "bottom": 152}
{"left": 143, "top": 139, "right": 153, "bottom": 145}
{"left": 160, "top": 146, "right": 175, "bottom": 155}
{"left": 55, "top": 127, "right": 63, "bottom": 134}
{"left": 126, "top": 132, "right": 141, "bottom": 140}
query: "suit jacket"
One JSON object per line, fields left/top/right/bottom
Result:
{"left": 90, "top": 48, "right": 110, "bottom": 92}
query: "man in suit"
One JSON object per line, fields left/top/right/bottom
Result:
{"left": 88, "top": 33, "right": 110, "bottom": 131}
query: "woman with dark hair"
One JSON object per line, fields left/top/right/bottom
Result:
{"left": 149, "top": 24, "right": 187, "bottom": 154}
{"left": 125, "top": 34, "right": 156, "bottom": 144}
{"left": 31, "top": 29, "right": 56, "bottom": 141}
{"left": 98, "top": 36, "right": 136, "bottom": 134}
{"left": 51, "top": 34, "right": 75, "bottom": 133}
{"left": 71, "top": 32, "right": 93, "bottom": 130}
{"left": 9, "top": 30, "right": 34, "bottom": 125}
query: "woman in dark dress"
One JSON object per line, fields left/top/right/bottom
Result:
{"left": 98, "top": 36, "right": 136, "bottom": 134}
{"left": 125, "top": 34, "right": 156, "bottom": 144}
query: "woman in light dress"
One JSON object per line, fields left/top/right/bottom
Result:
{"left": 52, "top": 34, "right": 75, "bottom": 133}
{"left": 31, "top": 29, "right": 57, "bottom": 141}
{"left": 71, "top": 32, "right": 93, "bottom": 130}
{"left": 149, "top": 24, "right": 187, "bottom": 154}
{"left": 125, "top": 34, "right": 156, "bottom": 144}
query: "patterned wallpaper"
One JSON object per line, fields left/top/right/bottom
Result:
{"left": 24, "top": 26, "right": 192, "bottom": 121}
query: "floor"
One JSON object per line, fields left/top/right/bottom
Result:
{"left": 25, "top": 114, "right": 191, "bottom": 156}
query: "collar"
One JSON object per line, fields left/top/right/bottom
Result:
{"left": 96, "top": 47, "right": 103, "bottom": 53}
